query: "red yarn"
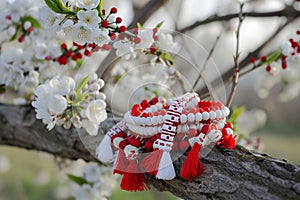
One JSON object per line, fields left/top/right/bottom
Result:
{"left": 120, "top": 160, "right": 150, "bottom": 192}
{"left": 113, "top": 150, "right": 129, "bottom": 175}
{"left": 219, "top": 134, "right": 237, "bottom": 149}
{"left": 180, "top": 143, "right": 204, "bottom": 181}
{"left": 139, "top": 149, "right": 163, "bottom": 176}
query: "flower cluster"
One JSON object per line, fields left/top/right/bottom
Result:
{"left": 44, "top": 0, "right": 126, "bottom": 47}
{"left": 251, "top": 30, "right": 300, "bottom": 102}
{"left": 112, "top": 26, "right": 181, "bottom": 63}
{"left": 32, "top": 73, "right": 107, "bottom": 135}
{"left": 71, "top": 163, "right": 118, "bottom": 200}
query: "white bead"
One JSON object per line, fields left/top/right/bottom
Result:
{"left": 195, "top": 113, "right": 202, "bottom": 121}
{"left": 146, "top": 117, "right": 152, "bottom": 125}
{"left": 189, "top": 124, "right": 197, "bottom": 130}
{"left": 180, "top": 114, "right": 187, "bottom": 123}
{"left": 182, "top": 124, "right": 189, "bottom": 132}
{"left": 158, "top": 115, "right": 164, "bottom": 124}
{"left": 188, "top": 113, "right": 195, "bottom": 122}
{"left": 202, "top": 112, "right": 209, "bottom": 120}
{"left": 224, "top": 107, "right": 230, "bottom": 116}
{"left": 209, "top": 111, "right": 216, "bottom": 119}
{"left": 140, "top": 117, "right": 146, "bottom": 125}
{"left": 158, "top": 126, "right": 162, "bottom": 133}
{"left": 152, "top": 127, "right": 157, "bottom": 134}
{"left": 197, "top": 123, "right": 203, "bottom": 131}
{"left": 152, "top": 116, "right": 158, "bottom": 125}
{"left": 113, "top": 137, "right": 123, "bottom": 148}
{"left": 151, "top": 105, "right": 158, "bottom": 112}
{"left": 158, "top": 97, "right": 166, "bottom": 104}
{"left": 156, "top": 103, "right": 163, "bottom": 110}
{"left": 215, "top": 110, "right": 222, "bottom": 119}
{"left": 217, "top": 121, "right": 224, "bottom": 129}
{"left": 177, "top": 125, "right": 182, "bottom": 133}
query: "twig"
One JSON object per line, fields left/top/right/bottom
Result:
{"left": 226, "top": 3, "right": 244, "bottom": 107}
{"left": 192, "top": 34, "right": 221, "bottom": 91}
{"left": 179, "top": 5, "right": 296, "bottom": 33}
{"left": 197, "top": 10, "right": 297, "bottom": 99}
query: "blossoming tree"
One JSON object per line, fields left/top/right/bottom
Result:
{"left": 0, "top": 0, "right": 300, "bottom": 199}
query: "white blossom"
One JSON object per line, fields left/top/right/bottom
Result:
{"left": 85, "top": 100, "right": 107, "bottom": 124}
{"left": 81, "top": 119, "right": 99, "bottom": 136}
{"left": 77, "top": 10, "right": 100, "bottom": 29}
{"left": 113, "top": 41, "right": 136, "bottom": 60}
{"left": 158, "top": 33, "right": 181, "bottom": 54}
{"left": 136, "top": 29, "right": 154, "bottom": 49}
{"left": 72, "top": 24, "right": 94, "bottom": 45}
{"left": 76, "top": 0, "right": 100, "bottom": 10}
{"left": 92, "top": 29, "right": 110, "bottom": 46}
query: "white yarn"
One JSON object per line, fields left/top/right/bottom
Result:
{"left": 96, "top": 134, "right": 114, "bottom": 163}
{"left": 155, "top": 151, "right": 176, "bottom": 180}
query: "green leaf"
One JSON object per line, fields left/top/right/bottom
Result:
{"left": 156, "top": 21, "right": 164, "bottom": 28}
{"left": 67, "top": 174, "right": 89, "bottom": 186}
{"left": 22, "top": 16, "right": 41, "bottom": 29}
{"left": 44, "top": 0, "right": 75, "bottom": 14}
{"left": 72, "top": 92, "right": 88, "bottom": 105}
{"left": 9, "top": 26, "right": 22, "bottom": 41}
{"left": 228, "top": 106, "right": 245, "bottom": 126}
{"left": 161, "top": 52, "right": 174, "bottom": 65}
{"left": 261, "top": 50, "right": 282, "bottom": 65}
{"left": 137, "top": 22, "right": 142, "bottom": 29}
{"left": 75, "top": 75, "right": 90, "bottom": 96}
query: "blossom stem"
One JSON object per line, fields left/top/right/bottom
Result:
{"left": 226, "top": 3, "right": 244, "bottom": 107}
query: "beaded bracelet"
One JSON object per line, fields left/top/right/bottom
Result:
{"left": 96, "top": 92, "right": 237, "bottom": 192}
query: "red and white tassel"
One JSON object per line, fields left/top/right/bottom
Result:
{"left": 96, "top": 134, "right": 114, "bottom": 163}
{"left": 180, "top": 133, "right": 206, "bottom": 181}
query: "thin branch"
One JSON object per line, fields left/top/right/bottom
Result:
{"left": 197, "top": 15, "right": 298, "bottom": 98}
{"left": 192, "top": 34, "right": 221, "bottom": 91}
{"left": 226, "top": 3, "right": 245, "bottom": 107}
{"left": 179, "top": 5, "right": 296, "bottom": 33}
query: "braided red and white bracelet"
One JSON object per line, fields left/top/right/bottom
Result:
{"left": 96, "top": 92, "right": 237, "bottom": 191}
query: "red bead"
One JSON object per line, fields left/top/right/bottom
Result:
{"left": 201, "top": 124, "right": 211, "bottom": 134}
{"left": 119, "top": 139, "right": 128, "bottom": 149}
{"left": 175, "top": 132, "right": 185, "bottom": 141}
{"left": 117, "top": 131, "right": 127, "bottom": 138}
{"left": 149, "top": 97, "right": 158, "bottom": 105}
{"left": 131, "top": 104, "right": 142, "bottom": 116}
{"left": 110, "top": 7, "right": 117, "bottom": 14}
{"left": 116, "top": 17, "right": 122, "bottom": 23}
{"left": 150, "top": 135, "right": 157, "bottom": 141}
{"left": 119, "top": 25, "right": 126, "bottom": 33}
{"left": 203, "top": 107, "right": 211, "bottom": 112}
{"left": 128, "top": 137, "right": 141, "bottom": 147}
{"left": 101, "top": 20, "right": 108, "bottom": 28}
{"left": 172, "top": 141, "right": 179, "bottom": 151}
{"left": 145, "top": 140, "right": 153, "bottom": 152}
{"left": 225, "top": 121, "right": 233, "bottom": 129}
{"left": 179, "top": 140, "right": 189, "bottom": 151}
{"left": 141, "top": 112, "right": 149, "bottom": 117}
{"left": 188, "top": 129, "right": 198, "bottom": 138}
{"left": 140, "top": 99, "right": 149, "bottom": 110}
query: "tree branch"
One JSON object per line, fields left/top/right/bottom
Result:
{"left": 1, "top": 105, "right": 300, "bottom": 199}
{"left": 196, "top": 15, "right": 298, "bottom": 98}
{"left": 179, "top": 5, "right": 297, "bottom": 33}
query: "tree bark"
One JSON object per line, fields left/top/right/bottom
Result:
{"left": 0, "top": 105, "right": 299, "bottom": 200}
